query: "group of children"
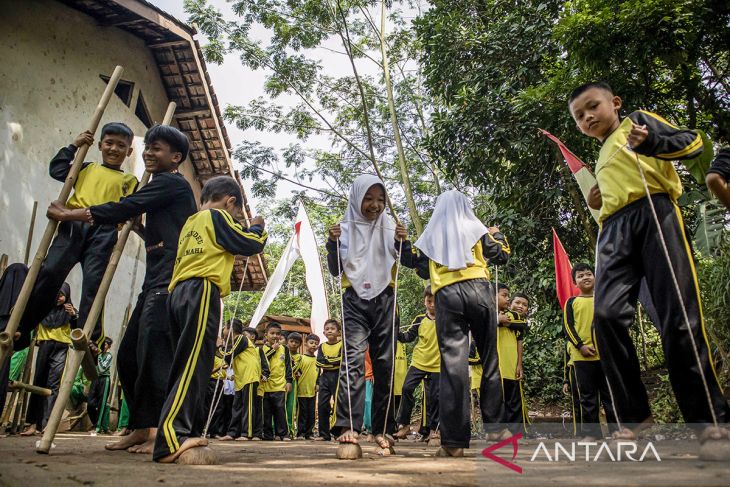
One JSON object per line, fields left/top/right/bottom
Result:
{"left": 1, "top": 77, "right": 729, "bottom": 464}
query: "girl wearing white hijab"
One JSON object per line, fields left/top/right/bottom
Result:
{"left": 409, "top": 190, "right": 510, "bottom": 457}
{"left": 326, "top": 174, "right": 411, "bottom": 453}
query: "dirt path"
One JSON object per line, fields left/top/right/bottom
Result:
{"left": 0, "top": 433, "right": 727, "bottom": 486}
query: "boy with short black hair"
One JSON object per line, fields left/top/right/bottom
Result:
{"left": 562, "top": 263, "right": 616, "bottom": 440}
{"left": 569, "top": 82, "right": 729, "bottom": 448}
{"left": 394, "top": 286, "right": 440, "bottom": 441}
{"left": 19, "top": 123, "right": 138, "bottom": 350}
{"left": 48, "top": 123, "right": 197, "bottom": 454}
{"left": 261, "top": 322, "right": 292, "bottom": 441}
{"left": 315, "top": 319, "right": 341, "bottom": 441}
{"left": 296, "top": 334, "right": 319, "bottom": 440}
{"left": 286, "top": 332, "right": 303, "bottom": 437}
{"left": 152, "top": 176, "right": 267, "bottom": 463}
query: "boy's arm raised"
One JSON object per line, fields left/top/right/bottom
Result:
{"left": 398, "top": 315, "right": 421, "bottom": 343}
{"left": 628, "top": 111, "right": 704, "bottom": 160}
{"left": 482, "top": 228, "right": 511, "bottom": 265}
{"left": 211, "top": 210, "right": 267, "bottom": 256}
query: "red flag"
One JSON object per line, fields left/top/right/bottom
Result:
{"left": 539, "top": 129, "right": 589, "bottom": 174}
{"left": 552, "top": 228, "right": 579, "bottom": 309}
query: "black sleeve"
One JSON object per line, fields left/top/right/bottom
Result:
{"left": 562, "top": 297, "right": 583, "bottom": 349}
{"left": 506, "top": 311, "right": 527, "bottom": 334}
{"left": 211, "top": 210, "right": 267, "bottom": 256}
{"left": 482, "top": 232, "right": 511, "bottom": 266}
{"left": 629, "top": 111, "right": 705, "bottom": 161}
{"left": 284, "top": 348, "right": 293, "bottom": 384}
{"left": 397, "top": 239, "right": 416, "bottom": 268}
{"left": 398, "top": 315, "right": 422, "bottom": 343}
{"left": 325, "top": 239, "right": 342, "bottom": 277}
{"left": 400, "top": 244, "right": 430, "bottom": 280}
{"left": 707, "top": 147, "right": 730, "bottom": 180}
{"left": 49, "top": 145, "right": 90, "bottom": 182}
{"left": 259, "top": 348, "right": 270, "bottom": 380}
{"left": 231, "top": 335, "right": 248, "bottom": 358}
{"left": 90, "top": 173, "right": 174, "bottom": 224}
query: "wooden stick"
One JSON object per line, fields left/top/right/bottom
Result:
{"left": 0, "top": 254, "right": 8, "bottom": 275}
{"left": 70, "top": 329, "right": 98, "bottom": 381}
{"left": 24, "top": 201, "right": 38, "bottom": 266}
{"left": 0, "top": 66, "right": 125, "bottom": 367}
{"left": 14, "top": 338, "right": 37, "bottom": 432}
{"left": 37, "top": 101, "right": 177, "bottom": 454}
{"left": 8, "top": 381, "right": 52, "bottom": 397}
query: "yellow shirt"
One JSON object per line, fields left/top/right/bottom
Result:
{"left": 428, "top": 235, "right": 510, "bottom": 294}
{"left": 394, "top": 342, "right": 407, "bottom": 396}
{"left": 297, "top": 354, "right": 318, "bottom": 398}
{"left": 169, "top": 209, "right": 267, "bottom": 296}
{"left": 233, "top": 336, "right": 261, "bottom": 390}
{"left": 316, "top": 341, "right": 342, "bottom": 371}
{"left": 262, "top": 344, "right": 291, "bottom": 393}
{"left": 563, "top": 296, "right": 600, "bottom": 362}
{"left": 66, "top": 163, "right": 137, "bottom": 210}
{"left": 36, "top": 323, "right": 71, "bottom": 344}
{"left": 469, "top": 341, "right": 482, "bottom": 390}
{"left": 596, "top": 114, "right": 691, "bottom": 223}
{"left": 401, "top": 314, "right": 440, "bottom": 373}
{"left": 211, "top": 353, "right": 227, "bottom": 380}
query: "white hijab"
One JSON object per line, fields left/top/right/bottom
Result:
{"left": 339, "top": 174, "right": 397, "bottom": 300}
{"left": 415, "top": 190, "right": 487, "bottom": 271}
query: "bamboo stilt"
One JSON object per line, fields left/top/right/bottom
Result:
{"left": 70, "top": 329, "right": 98, "bottom": 381}
{"left": 13, "top": 338, "right": 37, "bottom": 432}
{"left": 24, "top": 201, "right": 38, "bottom": 266}
{"left": 0, "top": 66, "right": 125, "bottom": 367}
{"left": 37, "top": 101, "right": 177, "bottom": 454}
{"left": 8, "top": 381, "right": 51, "bottom": 397}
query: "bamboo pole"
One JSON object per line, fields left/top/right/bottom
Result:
{"left": 70, "top": 329, "right": 98, "bottom": 381}
{"left": 0, "top": 254, "right": 8, "bottom": 275}
{"left": 37, "top": 101, "right": 177, "bottom": 454}
{"left": 24, "top": 202, "right": 38, "bottom": 266}
{"left": 8, "top": 381, "right": 51, "bottom": 397}
{"left": 0, "top": 66, "right": 125, "bottom": 367}
{"left": 12, "top": 338, "right": 37, "bottom": 432}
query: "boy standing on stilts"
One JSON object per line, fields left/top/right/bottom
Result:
{"left": 408, "top": 190, "right": 510, "bottom": 457}
{"left": 152, "top": 176, "right": 267, "bottom": 463}
{"left": 48, "top": 124, "right": 197, "bottom": 453}
{"left": 326, "top": 174, "right": 412, "bottom": 455}
{"left": 569, "top": 82, "right": 730, "bottom": 454}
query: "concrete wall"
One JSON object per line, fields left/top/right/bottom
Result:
{"left": 0, "top": 0, "right": 200, "bottom": 349}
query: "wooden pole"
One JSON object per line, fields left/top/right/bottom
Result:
{"left": 37, "top": 101, "right": 177, "bottom": 454}
{"left": 24, "top": 201, "right": 38, "bottom": 266}
{"left": 0, "top": 66, "right": 125, "bottom": 367}
{"left": 0, "top": 254, "right": 8, "bottom": 275}
{"left": 70, "top": 329, "right": 98, "bottom": 381}
{"left": 8, "top": 381, "right": 52, "bottom": 397}
{"left": 13, "top": 338, "right": 37, "bottom": 432}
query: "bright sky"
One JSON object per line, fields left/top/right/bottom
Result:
{"left": 149, "top": 0, "right": 377, "bottom": 212}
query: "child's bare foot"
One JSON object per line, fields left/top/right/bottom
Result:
{"left": 337, "top": 430, "right": 359, "bottom": 444}
{"left": 611, "top": 427, "right": 637, "bottom": 441}
{"left": 128, "top": 438, "right": 155, "bottom": 454}
{"left": 113, "top": 428, "right": 130, "bottom": 437}
{"left": 487, "top": 429, "right": 511, "bottom": 442}
{"left": 20, "top": 425, "right": 38, "bottom": 437}
{"left": 235, "top": 437, "right": 250, "bottom": 441}
{"left": 218, "top": 435, "right": 234, "bottom": 441}
{"left": 699, "top": 426, "right": 730, "bottom": 461}
{"left": 374, "top": 434, "right": 395, "bottom": 456}
{"left": 105, "top": 428, "right": 148, "bottom": 451}
{"left": 393, "top": 424, "right": 410, "bottom": 440}
{"left": 436, "top": 446, "right": 464, "bottom": 457}
{"left": 156, "top": 437, "right": 209, "bottom": 464}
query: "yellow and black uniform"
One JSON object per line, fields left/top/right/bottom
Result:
{"left": 286, "top": 351, "right": 301, "bottom": 437}
{"left": 498, "top": 310, "right": 528, "bottom": 434}
{"left": 315, "top": 340, "right": 342, "bottom": 440}
{"left": 205, "top": 349, "right": 230, "bottom": 437}
{"left": 18, "top": 146, "right": 138, "bottom": 349}
{"left": 563, "top": 295, "right": 616, "bottom": 438}
{"left": 27, "top": 283, "right": 75, "bottom": 431}
{"left": 394, "top": 341, "right": 407, "bottom": 397}
{"left": 563, "top": 341, "right": 581, "bottom": 437}
{"left": 261, "top": 343, "right": 293, "bottom": 440}
{"left": 469, "top": 340, "right": 482, "bottom": 392}
{"left": 153, "top": 210, "right": 266, "bottom": 461}
{"left": 396, "top": 313, "right": 440, "bottom": 435}
{"left": 93, "top": 171, "right": 197, "bottom": 431}
{"left": 225, "top": 335, "right": 270, "bottom": 439}
{"left": 325, "top": 239, "right": 416, "bottom": 437}
{"left": 296, "top": 354, "right": 318, "bottom": 439}
{"left": 406, "top": 232, "right": 510, "bottom": 448}
{"left": 594, "top": 110, "right": 728, "bottom": 427}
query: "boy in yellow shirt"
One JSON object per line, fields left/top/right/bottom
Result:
{"left": 262, "top": 322, "right": 292, "bottom": 441}
{"left": 296, "top": 334, "right": 319, "bottom": 439}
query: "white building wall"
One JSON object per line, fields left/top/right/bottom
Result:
{"left": 0, "top": 0, "right": 200, "bottom": 348}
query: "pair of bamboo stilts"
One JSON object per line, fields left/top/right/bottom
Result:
{"left": 0, "top": 65, "right": 177, "bottom": 453}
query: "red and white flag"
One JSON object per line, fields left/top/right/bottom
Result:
{"left": 552, "top": 228, "right": 579, "bottom": 309}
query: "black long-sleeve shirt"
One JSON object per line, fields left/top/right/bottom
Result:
{"left": 91, "top": 172, "right": 197, "bottom": 291}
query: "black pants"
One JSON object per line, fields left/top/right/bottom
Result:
{"left": 594, "top": 195, "right": 728, "bottom": 426}
{"left": 153, "top": 278, "right": 219, "bottom": 461}
{"left": 317, "top": 370, "right": 338, "bottom": 440}
{"left": 227, "top": 383, "right": 259, "bottom": 438}
{"left": 117, "top": 288, "right": 174, "bottom": 430}
{"left": 501, "top": 379, "right": 524, "bottom": 435}
{"left": 573, "top": 361, "right": 616, "bottom": 438}
{"left": 298, "top": 396, "right": 316, "bottom": 438}
{"left": 262, "top": 391, "right": 288, "bottom": 439}
{"left": 566, "top": 366, "right": 581, "bottom": 437}
{"left": 27, "top": 341, "right": 67, "bottom": 430}
{"left": 397, "top": 366, "right": 439, "bottom": 433}
{"left": 18, "top": 221, "right": 117, "bottom": 349}
{"left": 334, "top": 287, "right": 397, "bottom": 437}
{"left": 435, "top": 279, "right": 502, "bottom": 449}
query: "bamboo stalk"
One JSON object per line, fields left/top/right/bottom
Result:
{"left": 14, "top": 338, "right": 37, "bottom": 432}
{"left": 37, "top": 101, "right": 177, "bottom": 454}
{"left": 8, "top": 381, "right": 51, "bottom": 397}
{"left": 24, "top": 201, "right": 38, "bottom": 266}
{"left": 70, "top": 329, "right": 98, "bottom": 381}
{"left": 0, "top": 66, "right": 125, "bottom": 367}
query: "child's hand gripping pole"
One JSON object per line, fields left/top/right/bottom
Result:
{"left": 0, "top": 66, "right": 125, "bottom": 369}
{"left": 36, "top": 101, "right": 177, "bottom": 455}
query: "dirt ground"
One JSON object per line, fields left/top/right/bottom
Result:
{"left": 0, "top": 432, "right": 728, "bottom": 487}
